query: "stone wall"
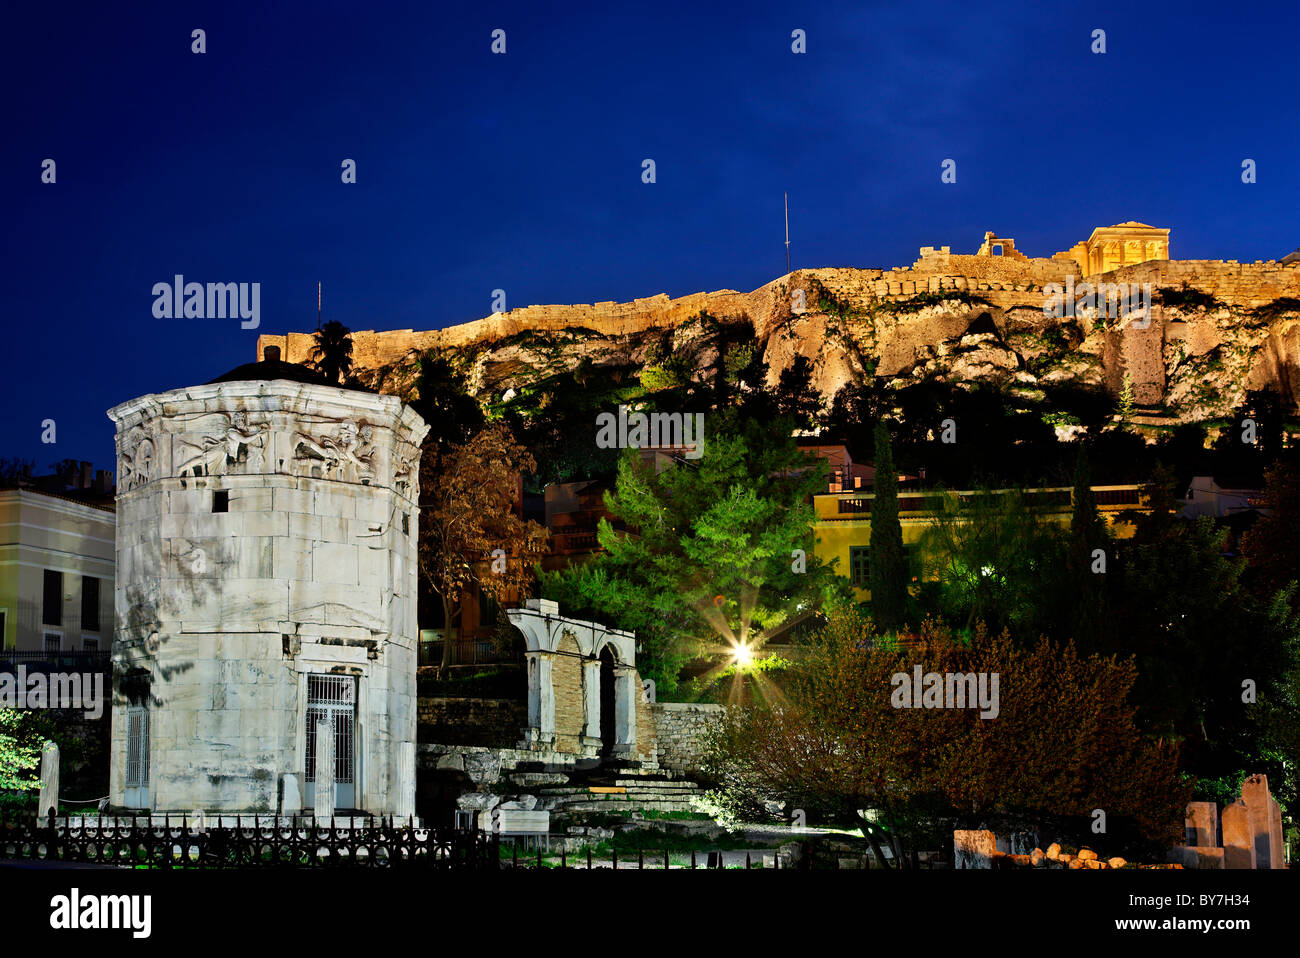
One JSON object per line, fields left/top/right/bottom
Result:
{"left": 257, "top": 240, "right": 1300, "bottom": 428}
{"left": 417, "top": 697, "right": 525, "bottom": 748}
{"left": 107, "top": 380, "right": 428, "bottom": 814}
{"left": 651, "top": 702, "right": 724, "bottom": 775}
{"left": 552, "top": 635, "right": 585, "bottom": 754}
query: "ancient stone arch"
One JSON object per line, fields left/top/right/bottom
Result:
{"left": 507, "top": 600, "right": 640, "bottom": 761}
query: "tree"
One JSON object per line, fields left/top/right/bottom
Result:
{"left": 868, "top": 422, "right": 909, "bottom": 632}
{"left": 309, "top": 320, "right": 354, "bottom": 385}
{"left": 704, "top": 605, "right": 1189, "bottom": 865}
{"left": 410, "top": 354, "right": 484, "bottom": 454}
{"left": 1241, "top": 462, "right": 1300, "bottom": 602}
{"left": 1066, "top": 446, "right": 1113, "bottom": 653}
{"left": 0, "top": 458, "right": 34, "bottom": 488}
{"left": 417, "top": 423, "right": 549, "bottom": 671}
{"left": 541, "top": 410, "right": 842, "bottom": 695}
{"left": 774, "top": 354, "right": 824, "bottom": 430}
{"left": 0, "top": 709, "right": 42, "bottom": 791}
{"left": 918, "top": 487, "right": 1065, "bottom": 640}
{"left": 1119, "top": 372, "right": 1135, "bottom": 421}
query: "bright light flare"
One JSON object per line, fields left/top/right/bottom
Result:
{"left": 732, "top": 642, "right": 754, "bottom": 668}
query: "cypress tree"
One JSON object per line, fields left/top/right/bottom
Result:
{"left": 1068, "top": 445, "right": 1109, "bottom": 652}
{"left": 1070, "top": 446, "right": 1106, "bottom": 557}
{"left": 869, "top": 422, "right": 908, "bottom": 632}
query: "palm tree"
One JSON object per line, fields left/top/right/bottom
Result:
{"left": 310, "top": 321, "right": 354, "bottom": 384}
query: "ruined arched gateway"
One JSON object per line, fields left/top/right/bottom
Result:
{"left": 507, "top": 599, "right": 655, "bottom": 764}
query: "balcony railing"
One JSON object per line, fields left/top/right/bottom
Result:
{"left": 419, "top": 634, "right": 517, "bottom": 667}
{"left": 0, "top": 650, "right": 112, "bottom": 673}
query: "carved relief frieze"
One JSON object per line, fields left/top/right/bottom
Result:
{"left": 290, "top": 418, "right": 376, "bottom": 484}
{"left": 117, "top": 422, "right": 157, "bottom": 491}
{"left": 173, "top": 411, "right": 270, "bottom": 478}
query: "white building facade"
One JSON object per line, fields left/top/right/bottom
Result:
{"left": 0, "top": 490, "right": 115, "bottom": 654}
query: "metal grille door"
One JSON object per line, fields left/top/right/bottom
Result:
{"left": 124, "top": 708, "right": 150, "bottom": 808}
{"left": 126, "top": 710, "right": 149, "bottom": 786}
{"left": 305, "top": 675, "right": 356, "bottom": 808}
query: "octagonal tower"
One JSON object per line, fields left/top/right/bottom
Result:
{"left": 107, "top": 350, "right": 428, "bottom": 815}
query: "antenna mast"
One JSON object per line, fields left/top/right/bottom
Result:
{"left": 784, "top": 192, "right": 790, "bottom": 274}
{"left": 317, "top": 282, "right": 322, "bottom": 330}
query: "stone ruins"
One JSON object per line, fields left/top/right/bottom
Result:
{"left": 1175, "top": 774, "right": 1287, "bottom": 869}
{"left": 106, "top": 355, "right": 428, "bottom": 815}
{"left": 257, "top": 221, "right": 1300, "bottom": 425}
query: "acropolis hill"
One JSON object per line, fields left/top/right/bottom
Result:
{"left": 259, "top": 223, "right": 1300, "bottom": 426}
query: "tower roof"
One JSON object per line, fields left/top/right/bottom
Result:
{"left": 206, "top": 345, "right": 357, "bottom": 388}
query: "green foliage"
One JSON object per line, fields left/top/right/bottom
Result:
{"left": 685, "top": 655, "right": 794, "bottom": 704}
{"left": 887, "top": 290, "right": 992, "bottom": 315}
{"left": 410, "top": 354, "right": 485, "bottom": 452}
{"left": 1119, "top": 372, "right": 1135, "bottom": 421}
{"left": 309, "top": 320, "right": 355, "bottom": 385}
{"left": 639, "top": 355, "right": 693, "bottom": 392}
{"left": 918, "top": 487, "right": 1066, "bottom": 639}
{"left": 0, "top": 710, "right": 42, "bottom": 791}
{"left": 723, "top": 343, "right": 756, "bottom": 383}
{"left": 541, "top": 413, "right": 842, "bottom": 696}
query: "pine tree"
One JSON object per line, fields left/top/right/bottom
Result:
{"left": 869, "top": 422, "right": 908, "bottom": 632}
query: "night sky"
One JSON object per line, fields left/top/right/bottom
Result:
{"left": 3, "top": 0, "right": 1297, "bottom": 475}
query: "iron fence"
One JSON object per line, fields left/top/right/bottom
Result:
{"left": 0, "top": 813, "right": 498, "bottom": 870}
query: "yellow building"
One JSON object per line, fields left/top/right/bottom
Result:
{"left": 814, "top": 484, "right": 1147, "bottom": 601}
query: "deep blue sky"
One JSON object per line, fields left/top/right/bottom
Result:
{"left": 3, "top": 0, "right": 1297, "bottom": 476}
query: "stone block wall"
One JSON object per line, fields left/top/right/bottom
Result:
{"left": 108, "top": 381, "right": 427, "bottom": 814}
{"left": 257, "top": 240, "right": 1300, "bottom": 431}
{"left": 551, "top": 635, "right": 585, "bottom": 754}
{"left": 651, "top": 702, "right": 724, "bottom": 776}
{"left": 417, "top": 697, "right": 526, "bottom": 748}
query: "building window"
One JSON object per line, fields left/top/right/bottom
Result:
{"left": 838, "top": 498, "right": 871, "bottom": 514}
{"left": 849, "top": 546, "right": 870, "bottom": 588}
{"left": 126, "top": 709, "right": 150, "bottom": 787}
{"left": 479, "top": 589, "right": 499, "bottom": 625}
{"left": 43, "top": 570, "right": 62, "bottom": 626}
{"left": 213, "top": 490, "right": 229, "bottom": 513}
{"left": 81, "top": 576, "right": 100, "bottom": 632}
{"left": 44, "top": 632, "right": 62, "bottom": 653}
{"left": 903, "top": 544, "right": 923, "bottom": 582}
{"left": 82, "top": 636, "right": 99, "bottom": 651}
{"left": 401, "top": 512, "right": 409, "bottom": 535}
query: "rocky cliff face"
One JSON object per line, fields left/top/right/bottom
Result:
{"left": 258, "top": 255, "right": 1300, "bottom": 426}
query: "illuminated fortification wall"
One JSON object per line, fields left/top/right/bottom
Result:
{"left": 258, "top": 224, "right": 1300, "bottom": 416}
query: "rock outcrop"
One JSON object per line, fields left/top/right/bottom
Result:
{"left": 259, "top": 243, "right": 1300, "bottom": 426}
